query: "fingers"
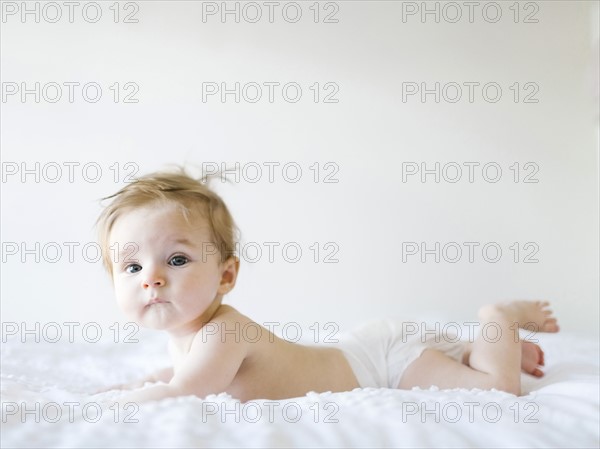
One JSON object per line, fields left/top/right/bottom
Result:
{"left": 94, "top": 384, "right": 124, "bottom": 394}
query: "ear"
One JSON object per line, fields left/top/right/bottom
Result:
{"left": 217, "top": 257, "right": 240, "bottom": 294}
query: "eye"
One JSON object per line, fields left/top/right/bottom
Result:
{"left": 169, "top": 255, "right": 188, "bottom": 267}
{"left": 125, "top": 264, "right": 142, "bottom": 274}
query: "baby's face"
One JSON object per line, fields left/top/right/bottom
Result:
{"left": 109, "top": 202, "right": 226, "bottom": 333}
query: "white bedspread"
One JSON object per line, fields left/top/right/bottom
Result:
{"left": 1, "top": 330, "right": 598, "bottom": 448}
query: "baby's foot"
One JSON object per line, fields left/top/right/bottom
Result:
{"left": 479, "top": 300, "right": 560, "bottom": 333}
{"left": 521, "top": 340, "right": 545, "bottom": 377}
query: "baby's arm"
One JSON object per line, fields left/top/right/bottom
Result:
{"left": 114, "top": 325, "right": 247, "bottom": 404}
{"left": 129, "top": 366, "right": 173, "bottom": 387}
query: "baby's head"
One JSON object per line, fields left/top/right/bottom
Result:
{"left": 96, "top": 167, "right": 240, "bottom": 332}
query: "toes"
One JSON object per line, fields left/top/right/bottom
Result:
{"left": 534, "top": 344, "right": 542, "bottom": 355}
{"left": 522, "top": 363, "right": 544, "bottom": 377}
{"left": 543, "top": 319, "right": 560, "bottom": 332}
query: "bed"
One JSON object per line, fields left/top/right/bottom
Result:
{"left": 1, "top": 328, "right": 598, "bottom": 448}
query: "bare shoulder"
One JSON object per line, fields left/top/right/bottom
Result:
{"left": 209, "top": 304, "right": 255, "bottom": 328}
{"left": 193, "top": 304, "right": 258, "bottom": 346}
{"left": 212, "top": 304, "right": 250, "bottom": 322}
{"left": 167, "top": 305, "right": 255, "bottom": 396}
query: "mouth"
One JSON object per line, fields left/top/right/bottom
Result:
{"left": 146, "top": 297, "right": 169, "bottom": 306}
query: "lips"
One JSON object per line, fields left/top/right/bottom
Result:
{"left": 147, "top": 297, "right": 168, "bottom": 306}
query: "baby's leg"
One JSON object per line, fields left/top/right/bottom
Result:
{"left": 462, "top": 340, "right": 546, "bottom": 377}
{"left": 398, "top": 300, "right": 558, "bottom": 395}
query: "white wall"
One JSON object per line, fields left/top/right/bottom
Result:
{"left": 1, "top": 1, "right": 598, "bottom": 339}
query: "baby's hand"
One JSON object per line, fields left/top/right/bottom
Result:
{"left": 92, "top": 368, "right": 173, "bottom": 394}
{"left": 91, "top": 383, "right": 126, "bottom": 394}
{"left": 92, "top": 381, "right": 145, "bottom": 395}
{"left": 88, "top": 388, "right": 123, "bottom": 410}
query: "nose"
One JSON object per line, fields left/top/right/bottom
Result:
{"left": 141, "top": 268, "right": 165, "bottom": 289}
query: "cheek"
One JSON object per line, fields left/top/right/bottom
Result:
{"left": 195, "top": 271, "right": 220, "bottom": 292}
{"left": 178, "top": 275, "right": 219, "bottom": 304}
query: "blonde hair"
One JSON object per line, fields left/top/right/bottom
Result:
{"left": 96, "top": 166, "right": 240, "bottom": 275}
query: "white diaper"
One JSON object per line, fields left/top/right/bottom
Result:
{"left": 336, "top": 319, "right": 467, "bottom": 389}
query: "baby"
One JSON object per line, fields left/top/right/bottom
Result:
{"left": 96, "top": 168, "right": 559, "bottom": 404}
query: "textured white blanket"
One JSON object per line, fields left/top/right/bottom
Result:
{"left": 1, "top": 330, "right": 598, "bottom": 448}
